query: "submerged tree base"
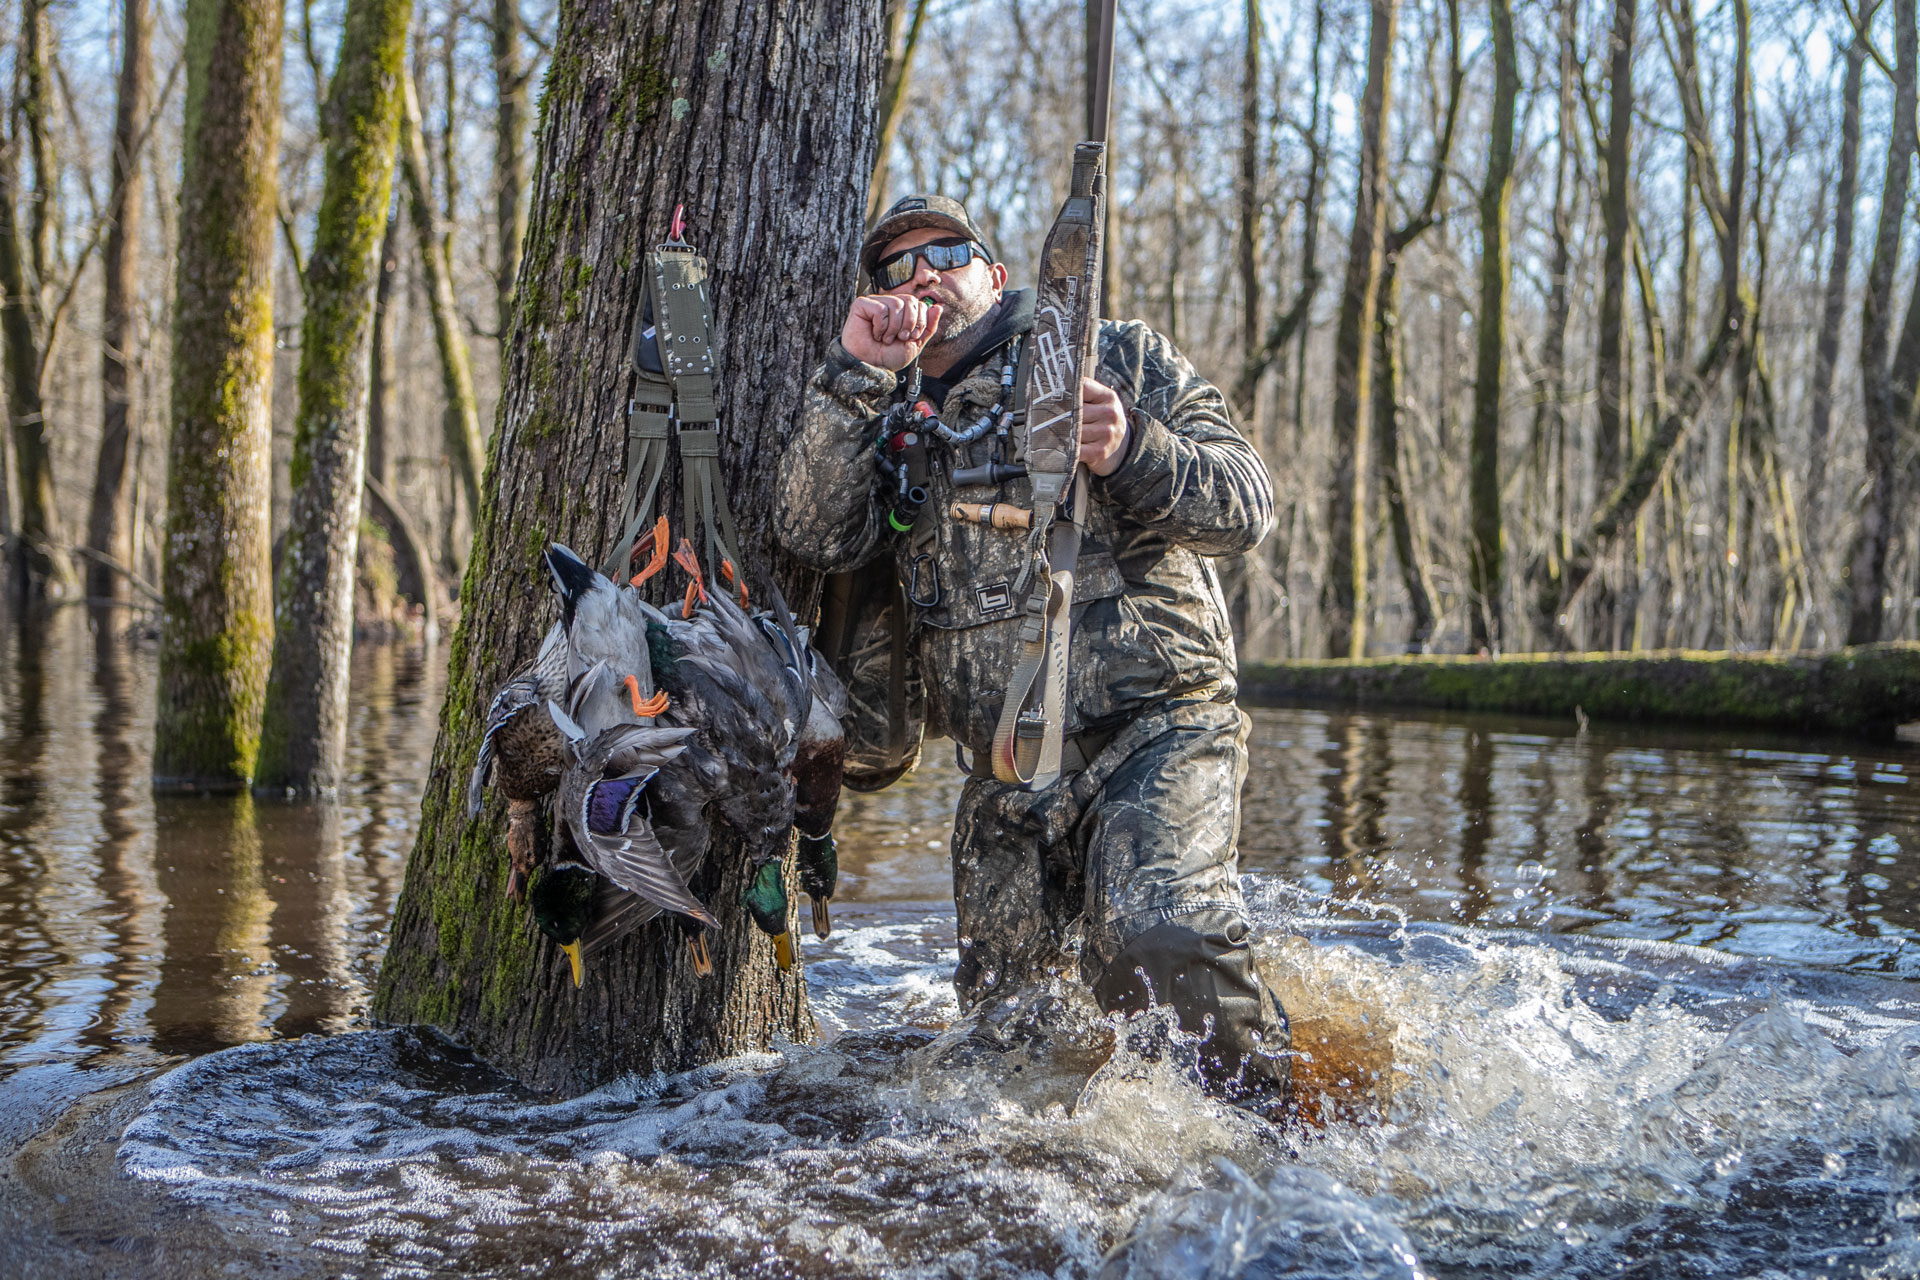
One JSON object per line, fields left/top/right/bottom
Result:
{"left": 1238, "top": 643, "right": 1920, "bottom": 738}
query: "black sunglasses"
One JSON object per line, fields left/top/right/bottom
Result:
{"left": 870, "top": 238, "right": 985, "bottom": 291}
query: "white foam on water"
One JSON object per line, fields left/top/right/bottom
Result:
{"left": 116, "top": 893, "right": 1920, "bottom": 1278}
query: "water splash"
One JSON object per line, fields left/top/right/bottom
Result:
{"left": 116, "top": 903, "right": 1920, "bottom": 1278}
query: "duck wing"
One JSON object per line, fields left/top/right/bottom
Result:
{"left": 560, "top": 723, "right": 711, "bottom": 926}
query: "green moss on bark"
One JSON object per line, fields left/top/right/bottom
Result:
{"left": 255, "top": 0, "right": 414, "bottom": 794}
{"left": 156, "top": 0, "right": 283, "bottom": 792}
{"left": 1237, "top": 644, "right": 1920, "bottom": 738}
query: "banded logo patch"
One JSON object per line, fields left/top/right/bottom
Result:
{"left": 975, "top": 581, "right": 1012, "bottom": 614}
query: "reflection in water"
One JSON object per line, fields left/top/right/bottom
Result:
{"left": 0, "top": 625, "right": 444, "bottom": 1079}
{"left": 6, "top": 620, "right": 1920, "bottom": 1275}
{"left": 79, "top": 604, "right": 159, "bottom": 1060}
{"left": 1453, "top": 727, "right": 1494, "bottom": 923}
{"left": 150, "top": 794, "right": 273, "bottom": 1056}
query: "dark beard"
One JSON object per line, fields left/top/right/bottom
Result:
{"left": 921, "top": 290, "right": 999, "bottom": 367}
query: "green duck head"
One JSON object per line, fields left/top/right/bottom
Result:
{"left": 529, "top": 863, "right": 597, "bottom": 987}
{"left": 743, "top": 859, "right": 795, "bottom": 972}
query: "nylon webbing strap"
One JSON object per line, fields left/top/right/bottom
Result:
{"left": 601, "top": 223, "right": 745, "bottom": 587}
{"left": 604, "top": 262, "right": 676, "bottom": 577}
{"left": 678, "top": 428, "right": 744, "bottom": 585}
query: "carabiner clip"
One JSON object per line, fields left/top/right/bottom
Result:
{"left": 908, "top": 553, "right": 942, "bottom": 608}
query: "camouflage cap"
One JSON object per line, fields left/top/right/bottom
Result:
{"left": 860, "top": 195, "right": 995, "bottom": 277}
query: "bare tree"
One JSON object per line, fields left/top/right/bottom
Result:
{"left": 1468, "top": 0, "right": 1518, "bottom": 652}
{"left": 255, "top": 0, "right": 414, "bottom": 793}
{"left": 155, "top": 0, "right": 283, "bottom": 790}
{"left": 1323, "top": 0, "right": 1398, "bottom": 658}
{"left": 1846, "top": 0, "right": 1917, "bottom": 644}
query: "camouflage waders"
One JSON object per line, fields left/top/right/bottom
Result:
{"left": 777, "top": 292, "right": 1289, "bottom": 1100}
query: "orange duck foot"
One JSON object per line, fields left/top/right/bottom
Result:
{"left": 629, "top": 515, "right": 670, "bottom": 586}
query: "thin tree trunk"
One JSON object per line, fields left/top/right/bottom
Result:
{"left": 1806, "top": 6, "right": 1875, "bottom": 542}
{"left": 88, "top": 0, "right": 153, "bottom": 605}
{"left": 867, "top": 0, "right": 930, "bottom": 222}
{"left": 155, "top": 0, "right": 283, "bottom": 791}
{"left": 1373, "top": 0, "right": 1458, "bottom": 653}
{"left": 1289, "top": 0, "right": 1328, "bottom": 452}
{"left": 1529, "top": 0, "right": 1577, "bottom": 624}
{"left": 373, "top": 0, "right": 882, "bottom": 1093}
{"left": 1374, "top": 260, "right": 1434, "bottom": 649}
{"left": 492, "top": 0, "right": 527, "bottom": 341}
{"left": 0, "top": 0, "right": 71, "bottom": 593}
{"left": 1323, "top": 0, "right": 1397, "bottom": 659}
{"left": 1587, "top": 0, "right": 1635, "bottom": 646}
{"left": 400, "top": 71, "right": 485, "bottom": 535}
{"left": 1237, "top": 0, "right": 1261, "bottom": 385}
{"left": 255, "top": 0, "right": 412, "bottom": 794}
{"left": 1847, "top": 0, "right": 1916, "bottom": 644}
{"left": 366, "top": 209, "right": 400, "bottom": 492}
{"left": 1469, "top": 0, "right": 1517, "bottom": 653}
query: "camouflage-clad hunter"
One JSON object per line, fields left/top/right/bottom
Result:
{"left": 775, "top": 195, "right": 1290, "bottom": 1107}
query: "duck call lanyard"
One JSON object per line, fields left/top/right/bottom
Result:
{"left": 988, "top": 0, "right": 1116, "bottom": 790}
{"left": 601, "top": 210, "right": 745, "bottom": 589}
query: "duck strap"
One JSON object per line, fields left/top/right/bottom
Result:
{"left": 602, "top": 229, "right": 746, "bottom": 587}
{"left": 988, "top": 140, "right": 1108, "bottom": 789}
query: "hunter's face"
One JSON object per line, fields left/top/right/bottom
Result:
{"left": 879, "top": 226, "right": 1006, "bottom": 346}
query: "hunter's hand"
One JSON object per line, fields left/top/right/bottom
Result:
{"left": 842, "top": 294, "right": 943, "bottom": 372}
{"left": 1078, "top": 378, "right": 1129, "bottom": 477}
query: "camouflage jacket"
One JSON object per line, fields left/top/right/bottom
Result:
{"left": 775, "top": 292, "right": 1274, "bottom": 759}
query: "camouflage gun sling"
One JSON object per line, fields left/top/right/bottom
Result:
{"left": 989, "top": 0, "right": 1117, "bottom": 788}
{"left": 602, "top": 212, "right": 746, "bottom": 595}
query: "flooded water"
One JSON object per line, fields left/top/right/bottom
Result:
{"left": 8, "top": 606, "right": 1920, "bottom": 1277}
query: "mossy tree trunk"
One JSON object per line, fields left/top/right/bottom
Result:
{"left": 86, "top": 0, "right": 153, "bottom": 606}
{"left": 1322, "top": 0, "right": 1396, "bottom": 659}
{"left": 373, "top": 0, "right": 883, "bottom": 1095}
{"left": 155, "top": 0, "right": 283, "bottom": 792}
{"left": 1467, "top": 0, "right": 1516, "bottom": 653}
{"left": 255, "top": 0, "right": 413, "bottom": 794}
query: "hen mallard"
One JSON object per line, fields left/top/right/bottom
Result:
{"left": 468, "top": 623, "right": 571, "bottom": 899}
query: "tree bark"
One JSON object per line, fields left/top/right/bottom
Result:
{"left": 372, "top": 0, "right": 883, "bottom": 1094}
{"left": 255, "top": 0, "right": 412, "bottom": 794}
{"left": 400, "top": 71, "right": 486, "bottom": 538}
{"left": 0, "top": 0, "right": 71, "bottom": 593}
{"left": 1237, "top": 0, "right": 1261, "bottom": 387}
{"left": 1323, "top": 0, "right": 1397, "bottom": 659}
{"left": 492, "top": 0, "right": 529, "bottom": 340}
{"left": 366, "top": 209, "right": 400, "bottom": 493}
{"left": 1588, "top": 0, "right": 1635, "bottom": 645}
{"left": 867, "top": 0, "right": 930, "bottom": 222}
{"left": 154, "top": 0, "right": 283, "bottom": 791}
{"left": 1373, "top": 261, "right": 1433, "bottom": 650}
{"left": 1805, "top": 3, "right": 1875, "bottom": 541}
{"left": 88, "top": 0, "right": 154, "bottom": 605}
{"left": 1847, "top": 0, "right": 1916, "bottom": 644}
{"left": 1373, "top": 0, "right": 1459, "bottom": 653}
{"left": 1528, "top": 0, "right": 1577, "bottom": 619}
{"left": 1469, "top": 0, "right": 1517, "bottom": 653}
